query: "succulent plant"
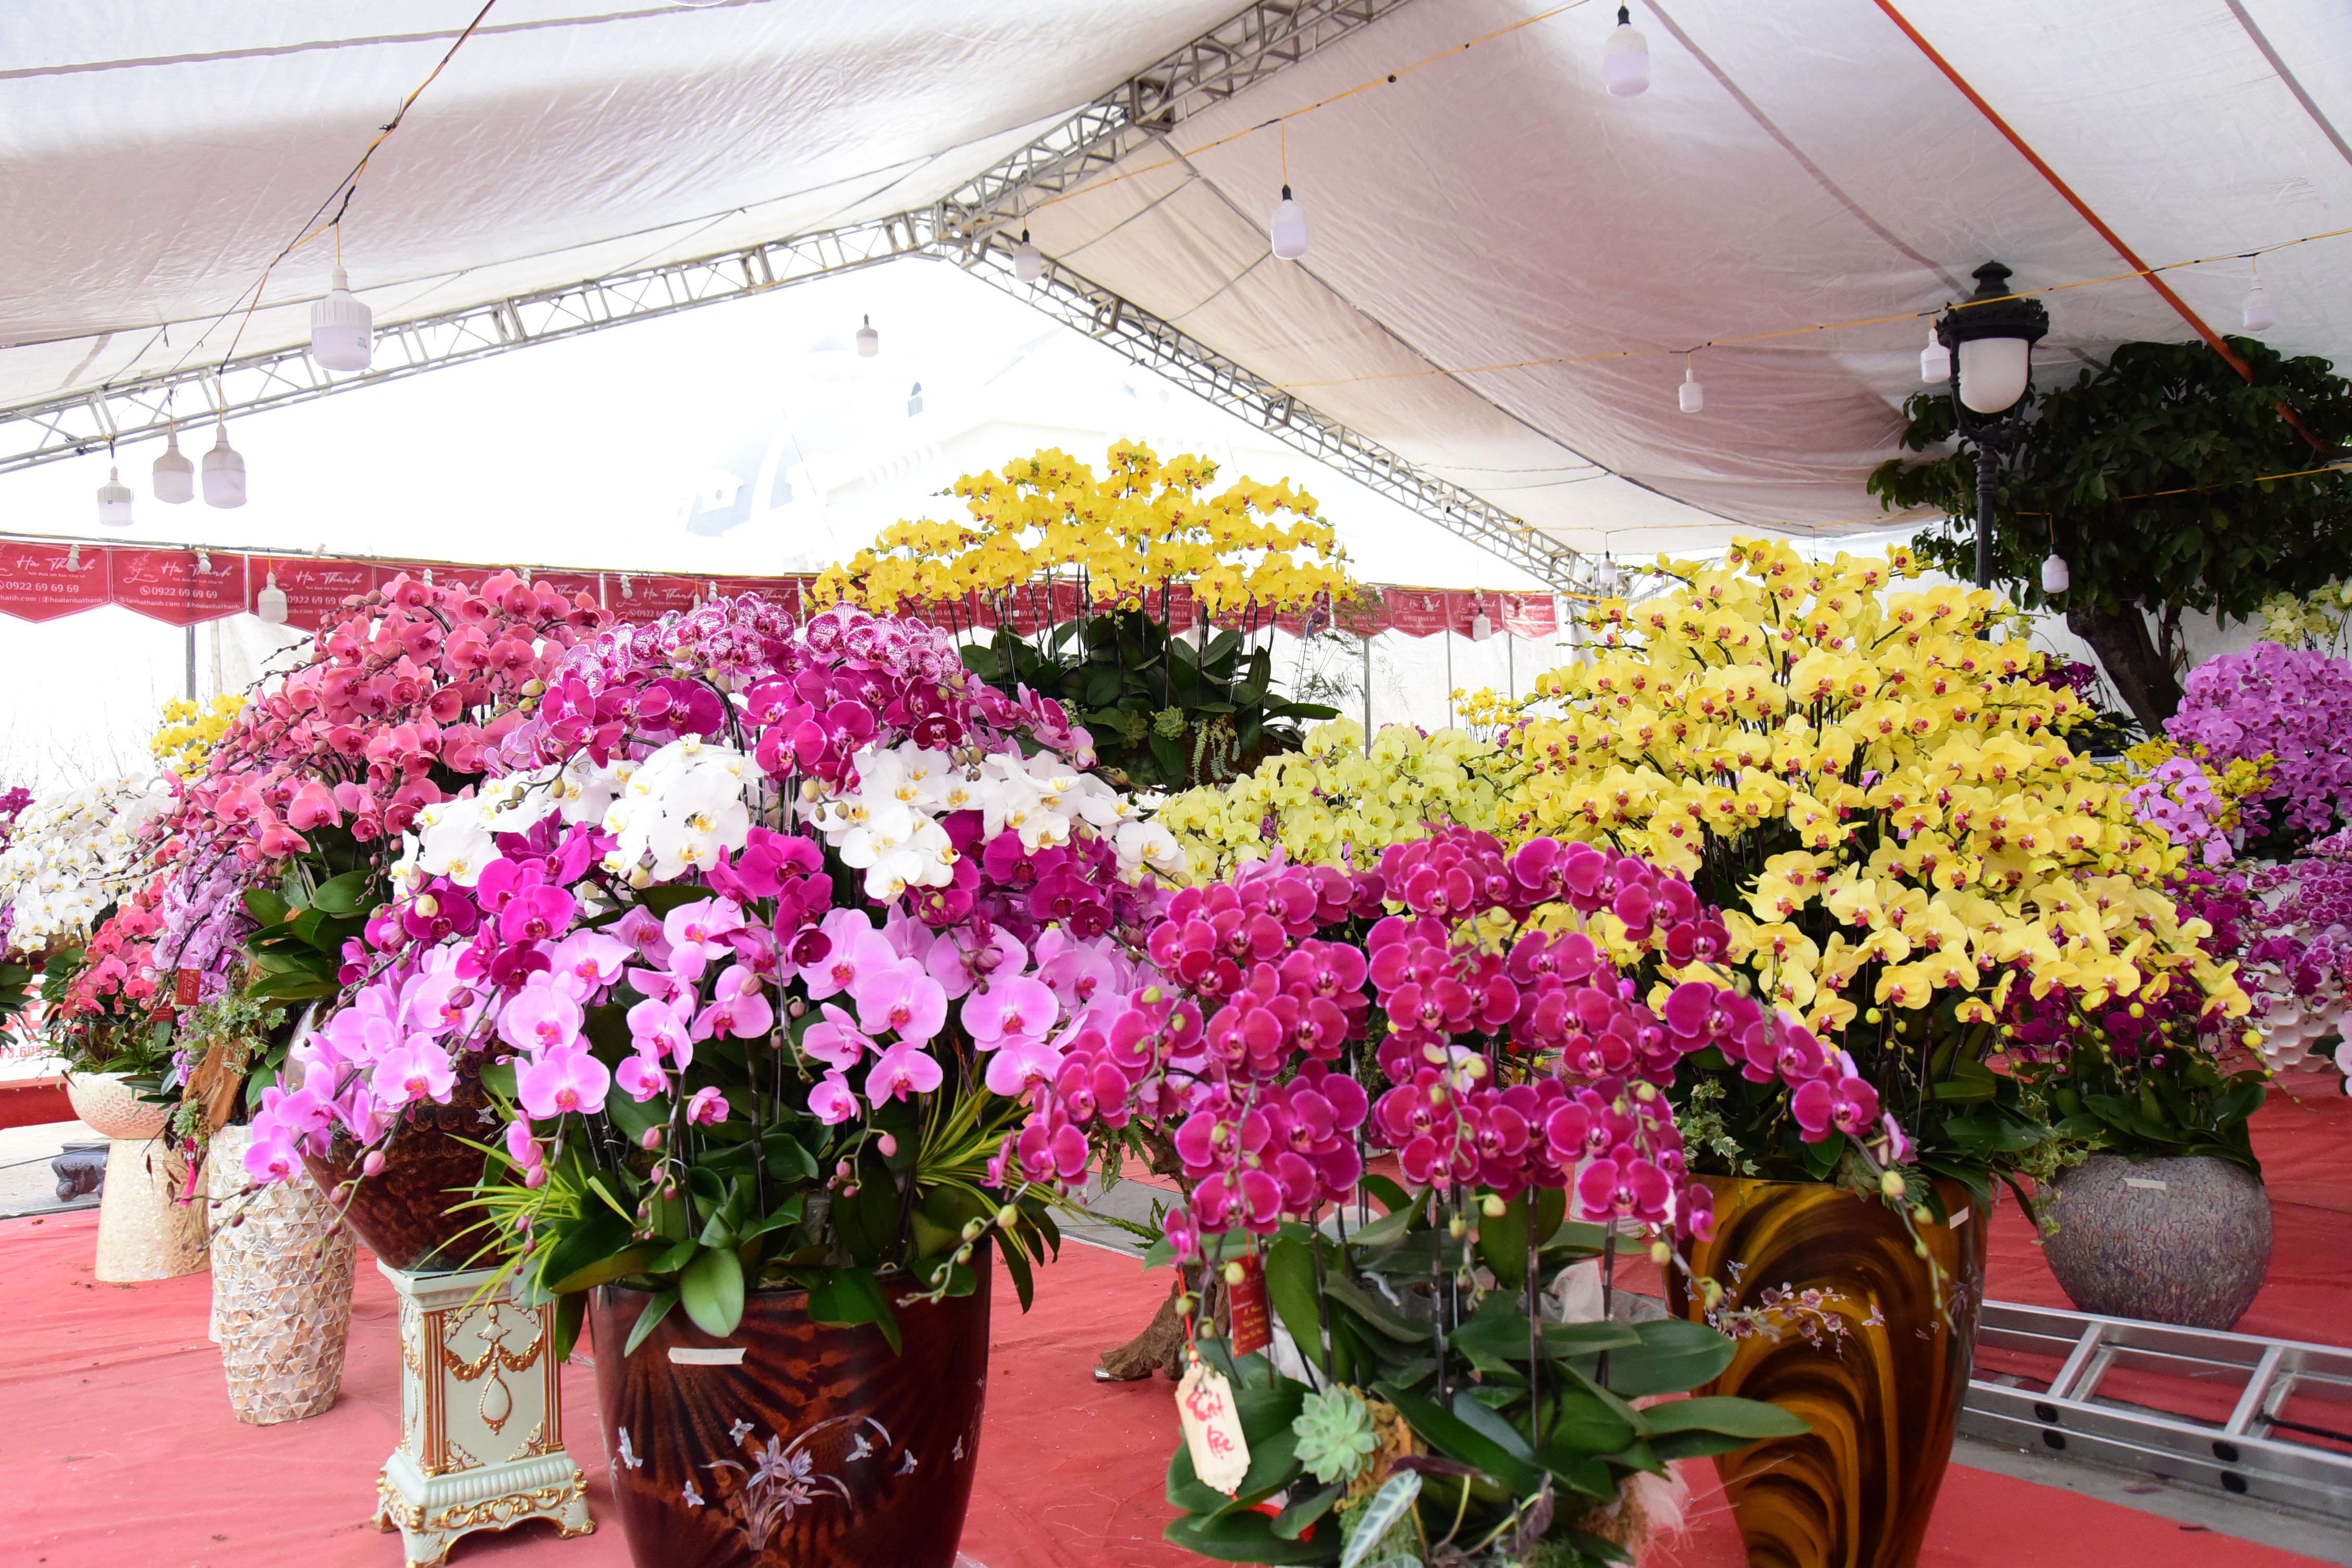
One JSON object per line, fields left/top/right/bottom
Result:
{"left": 1291, "top": 1387, "right": 1378, "bottom": 1485}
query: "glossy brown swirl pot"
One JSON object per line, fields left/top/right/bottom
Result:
{"left": 1667, "top": 1177, "right": 1987, "bottom": 1568}
{"left": 301, "top": 1061, "right": 492, "bottom": 1271}
{"left": 590, "top": 1261, "right": 991, "bottom": 1568}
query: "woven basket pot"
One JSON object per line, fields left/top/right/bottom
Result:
{"left": 210, "top": 1122, "right": 359, "bottom": 1424}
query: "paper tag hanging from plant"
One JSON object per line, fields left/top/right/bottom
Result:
{"left": 1175, "top": 1359, "right": 1251, "bottom": 1494}
{"left": 1226, "top": 1253, "right": 1272, "bottom": 1357}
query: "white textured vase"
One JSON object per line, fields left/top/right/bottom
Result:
{"left": 207, "top": 1122, "right": 358, "bottom": 1424}
{"left": 65, "top": 1070, "right": 209, "bottom": 1282}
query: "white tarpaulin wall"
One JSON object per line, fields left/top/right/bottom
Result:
{"left": 4, "top": 1, "right": 2348, "bottom": 562}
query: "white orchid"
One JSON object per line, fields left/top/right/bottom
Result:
{"left": 0, "top": 774, "right": 175, "bottom": 952}
{"left": 602, "top": 737, "right": 755, "bottom": 884}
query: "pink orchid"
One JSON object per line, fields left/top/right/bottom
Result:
{"left": 627, "top": 995, "right": 695, "bottom": 1067}
{"left": 663, "top": 898, "right": 746, "bottom": 983}
{"left": 613, "top": 905, "right": 673, "bottom": 967}
{"left": 369, "top": 1035, "right": 456, "bottom": 1108}
{"left": 692, "top": 976, "right": 776, "bottom": 1042}
{"left": 517, "top": 1045, "right": 611, "bottom": 1118}
{"left": 545, "top": 930, "right": 632, "bottom": 999}
{"left": 964, "top": 975, "right": 1058, "bottom": 1051}
{"left": 808, "top": 1071, "right": 860, "bottom": 1124}
{"left": 615, "top": 1049, "right": 669, "bottom": 1103}
{"left": 497, "top": 983, "right": 584, "bottom": 1057}
{"left": 243, "top": 1130, "right": 301, "bottom": 1184}
{"left": 685, "top": 1086, "right": 730, "bottom": 1126}
{"left": 852, "top": 959, "right": 949, "bottom": 1043}
{"left": 866, "top": 1039, "right": 944, "bottom": 1104}
{"left": 800, "top": 1003, "right": 872, "bottom": 1072}
{"left": 499, "top": 882, "right": 578, "bottom": 944}
{"left": 983, "top": 1034, "right": 1063, "bottom": 1098}
{"left": 801, "top": 909, "right": 895, "bottom": 1000}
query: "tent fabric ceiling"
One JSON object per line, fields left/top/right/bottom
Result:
{"left": 5, "top": 1, "right": 2349, "bottom": 562}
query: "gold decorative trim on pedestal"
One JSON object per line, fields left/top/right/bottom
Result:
{"left": 372, "top": 1261, "right": 593, "bottom": 1567}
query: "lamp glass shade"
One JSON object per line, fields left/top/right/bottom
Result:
{"left": 2243, "top": 283, "right": 2275, "bottom": 334}
{"left": 309, "top": 267, "right": 373, "bottom": 372}
{"left": 1012, "top": 237, "right": 1043, "bottom": 282}
{"left": 96, "top": 466, "right": 135, "bottom": 528}
{"left": 1603, "top": 24, "right": 1650, "bottom": 96}
{"left": 202, "top": 428, "right": 247, "bottom": 508}
{"left": 1471, "top": 608, "right": 1494, "bottom": 642}
{"left": 1269, "top": 188, "right": 1308, "bottom": 260}
{"left": 1678, "top": 370, "right": 1704, "bottom": 413}
{"left": 2040, "top": 554, "right": 2071, "bottom": 594}
{"left": 855, "top": 317, "right": 878, "bottom": 357}
{"left": 1956, "top": 335, "right": 2030, "bottom": 413}
{"left": 256, "top": 572, "right": 289, "bottom": 624}
{"left": 153, "top": 432, "right": 194, "bottom": 504}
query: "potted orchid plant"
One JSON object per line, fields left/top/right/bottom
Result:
{"left": 247, "top": 595, "right": 1184, "bottom": 1568}
{"left": 997, "top": 831, "right": 1838, "bottom": 1566}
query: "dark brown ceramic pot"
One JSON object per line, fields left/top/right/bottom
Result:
{"left": 1666, "top": 1177, "right": 1988, "bottom": 1568}
{"left": 590, "top": 1259, "right": 991, "bottom": 1568}
{"left": 301, "top": 1058, "right": 491, "bottom": 1272}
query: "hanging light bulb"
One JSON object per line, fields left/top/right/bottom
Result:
{"left": 1471, "top": 599, "right": 1495, "bottom": 642}
{"left": 1269, "top": 185, "right": 1309, "bottom": 261}
{"left": 1604, "top": 5, "right": 1650, "bottom": 97}
{"left": 153, "top": 423, "right": 194, "bottom": 504}
{"left": 1597, "top": 552, "right": 1623, "bottom": 596}
{"left": 310, "top": 267, "right": 373, "bottom": 372}
{"left": 2040, "top": 553, "right": 2071, "bottom": 593}
{"left": 202, "top": 420, "right": 246, "bottom": 508}
{"left": 1920, "top": 321, "right": 1952, "bottom": 384}
{"left": 2243, "top": 261, "right": 2275, "bottom": 334}
{"left": 1679, "top": 361, "right": 1704, "bottom": 413}
{"left": 256, "top": 570, "right": 289, "bottom": 624}
{"left": 95, "top": 464, "right": 134, "bottom": 528}
{"left": 855, "top": 314, "right": 878, "bottom": 357}
{"left": 1012, "top": 229, "right": 1044, "bottom": 283}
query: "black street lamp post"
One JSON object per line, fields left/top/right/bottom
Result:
{"left": 1933, "top": 261, "right": 2051, "bottom": 589}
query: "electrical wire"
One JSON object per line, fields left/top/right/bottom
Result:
{"left": 168, "top": 1, "right": 501, "bottom": 382}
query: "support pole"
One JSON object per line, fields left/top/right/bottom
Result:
{"left": 1975, "top": 439, "right": 1999, "bottom": 590}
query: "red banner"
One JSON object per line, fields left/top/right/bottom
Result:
{"left": 1384, "top": 589, "right": 1466, "bottom": 639}
{"left": 248, "top": 556, "right": 373, "bottom": 631}
{"left": 525, "top": 570, "right": 605, "bottom": 610}
{"left": 108, "top": 547, "right": 248, "bottom": 627}
{"left": 717, "top": 576, "right": 798, "bottom": 616}
{"left": 1499, "top": 592, "right": 1558, "bottom": 639}
{"left": 0, "top": 540, "right": 110, "bottom": 622}
{"left": 605, "top": 574, "right": 707, "bottom": 618}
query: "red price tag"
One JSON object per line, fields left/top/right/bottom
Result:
{"left": 174, "top": 968, "right": 201, "bottom": 1007}
{"left": 1226, "top": 1252, "right": 1271, "bottom": 1358}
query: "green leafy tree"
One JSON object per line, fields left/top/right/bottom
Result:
{"left": 1868, "top": 337, "right": 2352, "bottom": 730}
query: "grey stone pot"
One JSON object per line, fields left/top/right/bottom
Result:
{"left": 2041, "top": 1153, "right": 2271, "bottom": 1330}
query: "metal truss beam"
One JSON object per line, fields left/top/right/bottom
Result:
{"left": 0, "top": 0, "right": 1584, "bottom": 588}
{"left": 929, "top": 0, "right": 1413, "bottom": 243}
{"left": 960, "top": 242, "right": 1587, "bottom": 590}
{"left": 0, "top": 217, "right": 925, "bottom": 476}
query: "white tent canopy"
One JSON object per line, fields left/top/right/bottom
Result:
{"left": 4, "top": 1, "right": 2348, "bottom": 567}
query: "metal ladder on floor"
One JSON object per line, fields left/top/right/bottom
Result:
{"left": 1963, "top": 1300, "right": 2352, "bottom": 1522}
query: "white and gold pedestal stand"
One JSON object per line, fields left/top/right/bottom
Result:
{"left": 372, "top": 1261, "right": 594, "bottom": 1567}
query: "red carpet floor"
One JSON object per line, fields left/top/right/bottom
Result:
{"left": 5, "top": 1085, "right": 2345, "bottom": 1568}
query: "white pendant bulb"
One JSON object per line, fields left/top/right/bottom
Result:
{"left": 1920, "top": 322, "right": 1952, "bottom": 384}
{"left": 1012, "top": 229, "right": 1044, "bottom": 283}
{"left": 153, "top": 423, "right": 194, "bottom": 504}
{"left": 256, "top": 570, "right": 289, "bottom": 625}
{"left": 1604, "top": 5, "right": 1650, "bottom": 97}
{"left": 2243, "top": 276, "right": 2275, "bottom": 335}
{"left": 855, "top": 314, "right": 878, "bottom": 357}
{"left": 1471, "top": 601, "right": 1495, "bottom": 642}
{"left": 1679, "top": 363, "right": 1704, "bottom": 413}
{"left": 202, "top": 421, "right": 247, "bottom": 508}
{"left": 310, "top": 267, "right": 373, "bottom": 372}
{"left": 96, "top": 464, "right": 135, "bottom": 528}
{"left": 1269, "top": 185, "right": 1309, "bottom": 261}
{"left": 2041, "top": 554, "right": 2071, "bottom": 594}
